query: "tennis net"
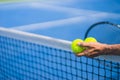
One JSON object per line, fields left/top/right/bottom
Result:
{"left": 0, "top": 27, "right": 120, "bottom": 80}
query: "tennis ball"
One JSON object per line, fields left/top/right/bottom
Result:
{"left": 84, "top": 37, "right": 97, "bottom": 42}
{"left": 71, "top": 39, "right": 85, "bottom": 54}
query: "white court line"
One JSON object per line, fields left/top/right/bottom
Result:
{"left": 27, "top": 2, "right": 120, "bottom": 16}
{"left": 1, "top": 2, "right": 120, "bottom": 30}
{"left": 0, "top": 2, "right": 120, "bottom": 16}
{"left": 11, "top": 13, "right": 120, "bottom": 31}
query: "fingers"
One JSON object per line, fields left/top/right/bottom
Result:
{"left": 76, "top": 52, "right": 86, "bottom": 56}
{"left": 77, "top": 42, "right": 91, "bottom": 48}
{"left": 76, "top": 51, "right": 98, "bottom": 58}
{"left": 76, "top": 49, "right": 91, "bottom": 56}
{"left": 76, "top": 49, "right": 99, "bottom": 58}
{"left": 76, "top": 42, "right": 101, "bottom": 58}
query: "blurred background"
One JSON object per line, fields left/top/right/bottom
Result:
{"left": 0, "top": 0, "right": 120, "bottom": 41}
{"left": 0, "top": 1, "right": 120, "bottom": 80}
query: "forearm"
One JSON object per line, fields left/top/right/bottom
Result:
{"left": 107, "top": 44, "right": 120, "bottom": 55}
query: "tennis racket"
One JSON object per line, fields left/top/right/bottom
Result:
{"left": 84, "top": 21, "right": 120, "bottom": 65}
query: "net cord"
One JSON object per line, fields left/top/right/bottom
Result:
{"left": 0, "top": 27, "right": 120, "bottom": 63}
{"left": 0, "top": 27, "right": 72, "bottom": 52}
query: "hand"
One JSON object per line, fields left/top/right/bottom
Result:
{"left": 76, "top": 42, "right": 110, "bottom": 58}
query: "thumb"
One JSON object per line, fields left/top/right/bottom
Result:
{"left": 77, "top": 42, "right": 90, "bottom": 47}
{"left": 76, "top": 49, "right": 89, "bottom": 57}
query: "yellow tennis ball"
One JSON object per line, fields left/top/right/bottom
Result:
{"left": 84, "top": 37, "right": 97, "bottom": 42}
{"left": 71, "top": 39, "right": 85, "bottom": 54}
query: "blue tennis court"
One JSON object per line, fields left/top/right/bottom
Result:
{"left": 0, "top": 1, "right": 120, "bottom": 80}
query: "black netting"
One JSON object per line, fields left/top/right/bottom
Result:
{"left": 0, "top": 36, "right": 120, "bottom": 80}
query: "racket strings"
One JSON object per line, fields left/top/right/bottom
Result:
{"left": 84, "top": 21, "right": 120, "bottom": 39}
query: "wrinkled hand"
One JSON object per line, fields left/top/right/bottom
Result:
{"left": 76, "top": 42, "right": 110, "bottom": 58}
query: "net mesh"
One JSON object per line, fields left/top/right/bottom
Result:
{"left": 0, "top": 28, "right": 120, "bottom": 80}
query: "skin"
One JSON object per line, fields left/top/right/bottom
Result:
{"left": 76, "top": 42, "right": 120, "bottom": 58}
